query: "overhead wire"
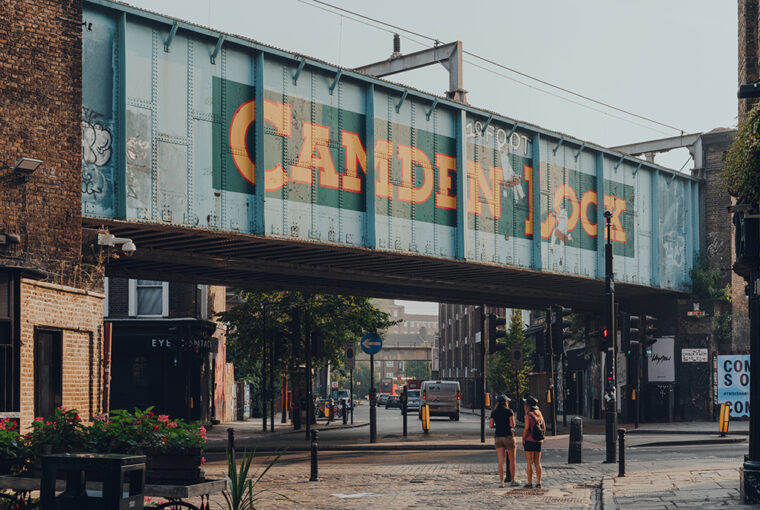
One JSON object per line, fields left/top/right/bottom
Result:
{"left": 302, "top": 0, "right": 688, "bottom": 135}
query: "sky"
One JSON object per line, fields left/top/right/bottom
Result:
{"left": 121, "top": 0, "right": 739, "bottom": 313}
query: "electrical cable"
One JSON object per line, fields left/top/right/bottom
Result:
{"left": 302, "top": 0, "right": 687, "bottom": 134}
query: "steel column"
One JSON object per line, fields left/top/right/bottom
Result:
{"left": 456, "top": 110, "right": 468, "bottom": 261}
{"left": 116, "top": 12, "right": 127, "bottom": 220}
{"left": 650, "top": 170, "right": 660, "bottom": 287}
{"left": 365, "top": 84, "right": 376, "bottom": 249}
{"left": 254, "top": 51, "right": 266, "bottom": 235}
{"left": 532, "top": 134, "right": 542, "bottom": 270}
{"left": 595, "top": 153, "right": 605, "bottom": 278}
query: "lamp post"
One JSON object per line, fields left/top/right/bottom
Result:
{"left": 604, "top": 210, "right": 617, "bottom": 463}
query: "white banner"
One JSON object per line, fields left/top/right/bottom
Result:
{"left": 647, "top": 336, "right": 675, "bottom": 382}
{"left": 717, "top": 355, "right": 750, "bottom": 418}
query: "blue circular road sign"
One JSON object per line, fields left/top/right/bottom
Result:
{"left": 360, "top": 332, "right": 383, "bottom": 355}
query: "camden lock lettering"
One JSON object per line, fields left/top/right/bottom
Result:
{"left": 213, "top": 77, "right": 633, "bottom": 253}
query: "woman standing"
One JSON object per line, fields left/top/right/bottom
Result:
{"left": 489, "top": 395, "right": 519, "bottom": 487}
{"left": 521, "top": 395, "right": 545, "bottom": 488}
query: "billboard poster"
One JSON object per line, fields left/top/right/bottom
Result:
{"left": 717, "top": 355, "right": 750, "bottom": 418}
{"left": 647, "top": 336, "right": 675, "bottom": 382}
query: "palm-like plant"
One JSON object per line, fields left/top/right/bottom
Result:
{"left": 219, "top": 449, "right": 286, "bottom": 510}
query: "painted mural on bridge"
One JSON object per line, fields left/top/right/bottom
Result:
{"left": 80, "top": 0, "right": 697, "bottom": 291}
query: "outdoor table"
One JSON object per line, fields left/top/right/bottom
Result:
{"left": 0, "top": 474, "right": 226, "bottom": 510}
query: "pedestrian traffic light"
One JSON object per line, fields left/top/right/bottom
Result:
{"left": 552, "top": 306, "right": 572, "bottom": 354}
{"left": 311, "top": 328, "right": 324, "bottom": 357}
{"left": 511, "top": 345, "right": 523, "bottom": 370}
{"left": 488, "top": 313, "right": 507, "bottom": 354}
{"left": 644, "top": 316, "right": 657, "bottom": 346}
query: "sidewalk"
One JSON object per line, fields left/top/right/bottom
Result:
{"left": 602, "top": 462, "right": 744, "bottom": 509}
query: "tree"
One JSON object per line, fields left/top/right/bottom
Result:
{"left": 723, "top": 105, "right": 760, "bottom": 208}
{"left": 219, "top": 290, "right": 395, "bottom": 382}
{"left": 404, "top": 360, "right": 431, "bottom": 380}
{"left": 487, "top": 310, "right": 534, "bottom": 400}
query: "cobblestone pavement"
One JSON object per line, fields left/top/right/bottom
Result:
{"left": 603, "top": 462, "right": 746, "bottom": 509}
{"left": 149, "top": 455, "right": 748, "bottom": 509}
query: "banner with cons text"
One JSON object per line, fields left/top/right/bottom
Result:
{"left": 717, "top": 355, "right": 750, "bottom": 418}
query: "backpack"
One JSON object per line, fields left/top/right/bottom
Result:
{"left": 529, "top": 413, "right": 545, "bottom": 441}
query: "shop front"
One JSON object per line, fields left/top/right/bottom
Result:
{"left": 108, "top": 319, "right": 217, "bottom": 423}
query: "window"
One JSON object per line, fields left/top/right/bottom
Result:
{"left": 35, "top": 329, "right": 62, "bottom": 419}
{"left": 103, "top": 277, "right": 109, "bottom": 317}
{"left": 399, "top": 360, "right": 405, "bottom": 371}
{"left": 374, "top": 360, "right": 381, "bottom": 367}
{"left": 128, "top": 279, "right": 169, "bottom": 317}
{"left": 385, "top": 361, "right": 394, "bottom": 367}
{"left": 385, "top": 372, "right": 394, "bottom": 378}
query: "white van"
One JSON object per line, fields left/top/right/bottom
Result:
{"left": 420, "top": 380, "right": 460, "bottom": 420}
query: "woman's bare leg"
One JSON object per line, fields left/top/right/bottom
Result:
{"left": 507, "top": 447, "right": 516, "bottom": 481}
{"left": 496, "top": 447, "right": 506, "bottom": 483}
{"left": 524, "top": 451, "right": 533, "bottom": 484}
{"left": 535, "top": 450, "right": 542, "bottom": 485}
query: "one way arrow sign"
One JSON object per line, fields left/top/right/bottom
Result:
{"left": 360, "top": 332, "right": 383, "bottom": 355}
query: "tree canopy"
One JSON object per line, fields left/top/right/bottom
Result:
{"left": 218, "top": 290, "right": 396, "bottom": 381}
{"left": 487, "top": 310, "right": 534, "bottom": 400}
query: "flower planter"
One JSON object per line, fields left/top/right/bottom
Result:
{"left": 146, "top": 449, "right": 204, "bottom": 484}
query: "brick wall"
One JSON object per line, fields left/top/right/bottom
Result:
{"left": 740, "top": 0, "right": 760, "bottom": 118}
{"left": 18, "top": 278, "right": 104, "bottom": 430}
{"left": 0, "top": 0, "right": 83, "bottom": 284}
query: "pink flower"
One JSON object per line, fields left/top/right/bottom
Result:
{"left": 154, "top": 424, "right": 160, "bottom": 431}
{"left": 158, "top": 415, "right": 169, "bottom": 423}
{"left": 167, "top": 422, "right": 178, "bottom": 429}
{"left": 198, "top": 426, "right": 207, "bottom": 437}
{"left": 33, "top": 417, "right": 44, "bottom": 423}
{"left": 200, "top": 457, "right": 206, "bottom": 465}
{"left": 93, "top": 413, "right": 107, "bottom": 422}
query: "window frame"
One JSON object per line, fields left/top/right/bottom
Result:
{"left": 128, "top": 279, "right": 169, "bottom": 318}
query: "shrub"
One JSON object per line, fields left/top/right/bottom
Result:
{"left": 723, "top": 105, "right": 760, "bottom": 208}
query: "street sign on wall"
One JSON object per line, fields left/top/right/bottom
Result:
{"left": 345, "top": 343, "right": 356, "bottom": 370}
{"left": 717, "top": 354, "right": 750, "bottom": 418}
{"left": 681, "top": 348, "right": 708, "bottom": 363}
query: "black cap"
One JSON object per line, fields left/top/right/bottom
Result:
{"left": 496, "top": 394, "right": 508, "bottom": 404}
{"left": 525, "top": 395, "right": 539, "bottom": 407}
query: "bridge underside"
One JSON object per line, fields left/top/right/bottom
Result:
{"left": 86, "top": 219, "right": 684, "bottom": 312}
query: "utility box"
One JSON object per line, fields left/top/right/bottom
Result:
{"left": 41, "top": 453, "right": 146, "bottom": 510}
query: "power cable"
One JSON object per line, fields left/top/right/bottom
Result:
{"left": 303, "top": 0, "right": 687, "bottom": 135}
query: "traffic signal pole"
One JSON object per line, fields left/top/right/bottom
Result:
{"left": 604, "top": 210, "right": 617, "bottom": 463}
{"left": 547, "top": 307, "right": 556, "bottom": 436}
{"left": 480, "top": 305, "right": 486, "bottom": 444}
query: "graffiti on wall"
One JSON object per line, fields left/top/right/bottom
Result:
{"left": 81, "top": 107, "right": 112, "bottom": 198}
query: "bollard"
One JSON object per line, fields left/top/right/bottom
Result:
{"left": 618, "top": 428, "right": 626, "bottom": 477}
{"left": 310, "top": 430, "right": 319, "bottom": 481}
{"left": 227, "top": 427, "right": 235, "bottom": 456}
{"left": 568, "top": 416, "right": 583, "bottom": 464}
{"left": 342, "top": 400, "right": 347, "bottom": 425}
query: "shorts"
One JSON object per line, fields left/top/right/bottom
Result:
{"left": 494, "top": 436, "right": 515, "bottom": 449}
{"left": 523, "top": 440, "right": 542, "bottom": 452}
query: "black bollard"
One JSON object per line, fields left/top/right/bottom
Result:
{"left": 310, "top": 430, "right": 319, "bottom": 481}
{"left": 568, "top": 416, "right": 583, "bottom": 464}
{"left": 342, "top": 400, "right": 347, "bottom": 425}
{"left": 618, "top": 428, "right": 626, "bottom": 477}
{"left": 227, "top": 428, "right": 235, "bottom": 456}
{"left": 402, "top": 402, "right": 408, "bottom": 437}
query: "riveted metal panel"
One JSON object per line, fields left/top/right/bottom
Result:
{"left": 81, "top": 0, "right": 702, "bottom": 293}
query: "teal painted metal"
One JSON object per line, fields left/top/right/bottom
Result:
{"left": 532, "top": 133, "right": 542, "bottom": 271}
{"left": 365, "top": 84, "right": 376, "bottom": 249}
{"left": 456, "top": 109, "right": 467, "bottom": 261}
{"left": 80, "top": 0, "right": 701, "bottom": 292}
{"left": 595, "top": 153, "right": 604, "bottom": 279}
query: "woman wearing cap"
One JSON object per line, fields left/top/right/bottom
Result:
{"left": 489, "top": 394, "right": 518, "bottom": 487}
{"left": 522, "top": 395, "right": 545, "bottom": 488}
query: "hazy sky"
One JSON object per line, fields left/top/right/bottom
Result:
{"left": 121, "top": 0, "right": 738, "bottom": 313}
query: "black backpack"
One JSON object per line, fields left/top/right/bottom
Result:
{"left": 530, "top": 413, "right": 545, "bottom": 441}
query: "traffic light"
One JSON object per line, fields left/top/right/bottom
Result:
{"left": 488, "top": 313, "right": 507, "bottom": 354}
{"left": 511, "top": 345, "right": 523, "bottom": 370}
{"left": 311, "top": 328, "right": 324, "bottom": 357}
{"left": 644, "top": 316, "right": 658, "bottom": 346}
{"left": 628, "top": 315, "right": 640, "bottom": 341}
{"left": 627, "top": 340, "right": 640, "bottom": 386}
{"left": 273, "top": 328, "right": 288, "bottom": 364}
{"left": 552, "top": 306, "right": 572, "bottom": 354}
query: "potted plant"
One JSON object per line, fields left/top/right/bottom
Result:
{"left": 0, "top": 418, "right": 30, "bottom": 475}
{"left": 87, "top": 408, "right": 207, "bottom": 484}
{"left": 27, "top": 407, "right": 85, "bottom": 475}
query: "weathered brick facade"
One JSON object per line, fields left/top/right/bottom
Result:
{"left": 740, "top": 0, "right": 760, "bottom": 118}
{"left": 0, "top": 0, "right": 107, "bottom": 429}
{"left": 0, "top": 0, "right": 83, "bottom": 283}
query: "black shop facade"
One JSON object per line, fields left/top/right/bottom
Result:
{"left": 107, "top": 318, "right": 217, "bottom": 423}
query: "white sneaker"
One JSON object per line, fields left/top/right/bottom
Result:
{"left": 499, "top": 482, "right": 505, "bottom": 488}
{"left": 510, "top": 480, "right": 520, "bottom": 487}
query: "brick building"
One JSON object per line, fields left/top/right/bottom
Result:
{"left": 0, "top": 0, "right": 107, "bottom": 429}
{"left": 372, "top": 299, "right": 438, "bottom": 378}
{"left": 105, "top": 278, "right": 233, "bottom": 423}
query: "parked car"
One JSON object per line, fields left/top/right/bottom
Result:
{"left": 337, "top": 389, "right": 353, "bottom": 409}
{"left": 420, "top": 380, "right": 460, "bottom": 420}
{"left": 405, "top": 389, "right": 421, "bottom": 412}
{"left": 378, "top": 393, "right": 390, "bottom": 405}
{"left": 386, "top": 395, "right": 401, "bottom": 409}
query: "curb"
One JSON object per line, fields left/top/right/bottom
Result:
{"left": 207, "top": 443, "right": 498, "bottom": 452}
{"left": 601, "top": 476, "right": 614, "bottom": 510}
{"left": 626, "top": 429, "right": 749, "bottom": 436}
{"left": 631, "top": 436, "right": 746, "bottom": 448}
{"left": 205, "top": 422, "right": 369, "bottom": 451}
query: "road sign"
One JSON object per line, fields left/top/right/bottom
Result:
{"left": 360, "top": 333, "right": 383, "bottom": 355}
{"left": 345, "top": 344, "right": 356, "bottom": 370}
